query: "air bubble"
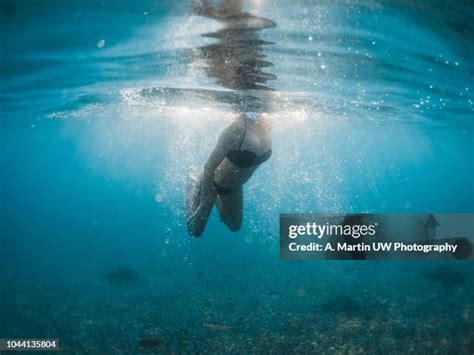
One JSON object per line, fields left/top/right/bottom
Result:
{"left": 155, "top": 193, "right": 164, "bottom": 203}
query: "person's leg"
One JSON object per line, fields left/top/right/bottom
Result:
{"left": 186, "top": 168, "right": 217, "bottom": 237}
{"left": 216, "top": 187, "right": 243, "bottom": 231}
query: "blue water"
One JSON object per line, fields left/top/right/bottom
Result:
{"left": 1, "top": 0, "right": 473, "bottom": 352}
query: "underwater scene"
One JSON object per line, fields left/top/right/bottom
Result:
{"left": 1, "top": 0, "right": 473, "bottom": 353}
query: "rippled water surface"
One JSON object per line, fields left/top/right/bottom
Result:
{"left": 1, "top": 0, "right": 473, "bottom": 352}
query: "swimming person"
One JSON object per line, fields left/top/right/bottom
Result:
{"left": 186, "top": 113, "right": 272, "bottom": 237}
{"left": 186, "top": 0, "right": 276, "bottom": 237}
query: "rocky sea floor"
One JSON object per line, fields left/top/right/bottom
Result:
{"left": 1, "top": 262, "right": 473, "bottom": 353}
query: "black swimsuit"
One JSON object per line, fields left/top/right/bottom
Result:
{"left": 214, "top": 119, "right": 272, "bottom": 195}
{"left": 226, "top": 148, "right": 272, "bottom": 169}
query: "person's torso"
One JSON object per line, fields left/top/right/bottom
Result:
{"left": 214, "top": 119, "right": 271, "bottom": 188}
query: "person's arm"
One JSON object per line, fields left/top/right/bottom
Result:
{"left": 199, "top": 120, "right": 243, "bottom": 208}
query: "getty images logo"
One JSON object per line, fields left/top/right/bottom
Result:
{"left": 288, "top": 221, "right": 377, "bottom": 240}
